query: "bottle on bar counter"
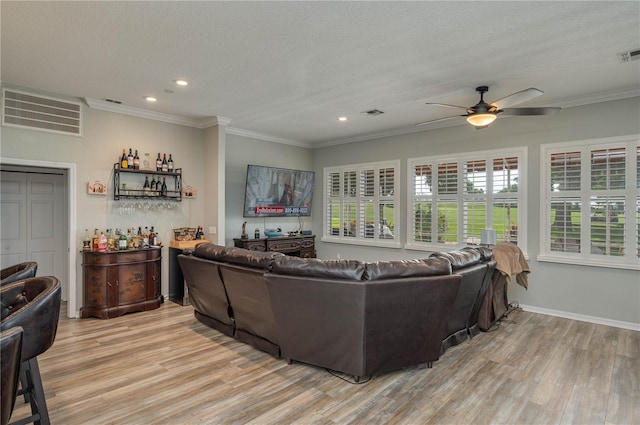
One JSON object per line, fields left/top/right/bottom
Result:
{"left": 82, "top": 229, "right": 91, "bottom": 251}
{"left": 118, "top": 230, "right": 128, "bottom": 250}
{"left": 98, "top": 231, "right": 107, "bottom": 252}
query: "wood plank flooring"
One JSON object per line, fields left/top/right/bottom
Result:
{"left": 10, "top": 302, "right": 640, "bottom": 425}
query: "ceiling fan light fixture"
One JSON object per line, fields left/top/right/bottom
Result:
{"left": 467, "top": 113, "right": 496, "bottom": 127}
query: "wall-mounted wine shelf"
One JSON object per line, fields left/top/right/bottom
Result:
{"left": 113, "top": 163, "right": 182, "bottom": 201}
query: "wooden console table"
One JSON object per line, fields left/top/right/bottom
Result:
{"left": 81, "top": 247, "right": 163, "bottom": 319}
{"left": 233, "top": 235, "right": 316, "bottom": 258}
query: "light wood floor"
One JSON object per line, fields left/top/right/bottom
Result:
{"left": 11, "top": 302, "right": 639, "bottom": 425}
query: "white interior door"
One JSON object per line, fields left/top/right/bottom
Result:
{"left": 1, "top": 170, "right": 68, "bottom": 299}
{"left": 1, "top": 171, "right": 27, "bottom": 266}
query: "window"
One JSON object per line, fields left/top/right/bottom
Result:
{"left": 540, "top": 136, "right": 639, "bottom": 269}
{"left": 323, "top": 160, "right": 400, "bottom": 247}
{"left": 407, "top": 148, "right": 526, "bottom": 251}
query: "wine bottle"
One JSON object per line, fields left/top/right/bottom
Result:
{"left": 143, "top": 176, "right": 150, "bottom": 195}
{"left": 133, "top": 150, "right": 140, "bottom": 169}
{"left": 162, "top": 153, "right": 168, "bottom": 172}
{"left": 127, "top": 148, "right": 134, "bottom": 168}
{"left": 150, "top": 175, "right": 157, "bottom": 195}
{"left": 156, "top": 153, "right": 162, "bottom": 172}
{"left": 143, "top": 227, "right": 149, "bottom": 248}
{"left": 161, "top": 177, "right": 168, "bottom": 197}
{"left": 121, "top": 149, "right": 128, "bottom": 169}
{"left": 167, "top": 154, "right": 174, "bottom": 172}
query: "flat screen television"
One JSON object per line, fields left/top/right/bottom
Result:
{"left": 243, "top": 165, "right": 315, "bottom": 217}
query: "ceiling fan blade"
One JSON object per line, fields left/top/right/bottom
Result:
{"left": 500, "top": 107, "right": 561, "bottom": 116}
{"left": 490, "top": 88, "right": 543, "bottom": 109}
{"left": 415, "top": 115, "right": 464, "bottom": 126}
{"left": 425, "top": 102, "right": 468, "bottom": 110}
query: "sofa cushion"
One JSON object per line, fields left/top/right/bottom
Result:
{"left": 470, "top": 246, "right": 493, "bottom": 261}
{"left": 364, "top": 257, "right": 451, "bottom": 281}
{"left": 193, "top": 243, "right": 230, "bottom": 262}
{"left": 429, "top": 248, "right": 481, "bottom": 270}
{"left": 224, "top": 248, "right": 284, "bottom": 270}
{"left": 272, "top": 256, "right": 366, "bottom": 280}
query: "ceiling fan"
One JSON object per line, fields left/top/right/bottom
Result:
{"left": 416, "top": 86, "right": 561, "bottom": 129}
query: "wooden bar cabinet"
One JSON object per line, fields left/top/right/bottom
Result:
{"left": 81, "top": 247, "right": 163, "bottom": 319}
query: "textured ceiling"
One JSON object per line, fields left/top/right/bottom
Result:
{"left": 2, "top": 1, "right": 639, "bottom": 147}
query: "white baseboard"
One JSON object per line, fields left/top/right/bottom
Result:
{"left": 519, "top": 304, "right": 640, "bottom": 331}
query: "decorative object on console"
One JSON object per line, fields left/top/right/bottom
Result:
{"left": 241, "top": 221, "right": 248, "bottom": 239}
{"left": 480, "top": 229, "right": 497, "bottom": 247}
{"left": 264, "top": 228, "right": 282, "bottom": 238}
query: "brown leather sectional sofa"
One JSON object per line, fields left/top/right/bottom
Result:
{"left": 178, "top": 244, "right": 495, "bottom": 380}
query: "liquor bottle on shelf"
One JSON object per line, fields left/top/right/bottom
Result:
{"left": 143, "top": 176, "right": 150, "bottom": 195}
{"left": 149, "top": 226, "right": 156, "bottom": 246}
{"left": 167, "top": 154, "right": 174, "bottom": 172}
{"left": 127, "top": 149, "right": 134, "bottom": 168}
{"left": 98, "top": 231, "right": 108, "bottom": 252}
{"left": 118, "top": 230, "right": 128, "bottom": 250}
{"left": 92, "top": 228, "right": 99, "bottom": 251}
{"left": 133, "top": 150, "right": 140, "bottom": 169}
{"left": 82, "top": 229, "right": 91, "bottom": 251}
{"left": 161, "top": 177, "right": 168, "bottom": 197}
{"left": 150, "top": 175, "right": 157, "bottom": 195}
{"left": 143, "top": 227, "right": 150, "bottom": 248}
{"left": 162, "top": 153, "right": 168, "bottom": 172}
{"left": 156, "top": 153, "right": 162, "bottom": 172}
{"left": 121, "top": 149, "right": 128, "bottom": 169}
{"left": 107, "top": 229, "right": 116, "bottom": 251}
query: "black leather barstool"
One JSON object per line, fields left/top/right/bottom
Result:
{"left": 1, "top": 277, "right": 61, "bottom": 425}
{"left": 1, "top": 327, "right": 24, "bottom": 425}
{"left": 1, "top": 263, "right": 38, "bottom": 287}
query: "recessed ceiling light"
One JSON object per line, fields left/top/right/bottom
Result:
{"left": 144, "top": 96, "right": 157, "bottom": 102}
{"left": 175, "top": 79, "right": 189, "bottom": 86}
{"left": 338, "top": 116, "right": 348, "bottom": 122}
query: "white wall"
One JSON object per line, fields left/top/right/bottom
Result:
{"left": 224, "top": 133, "right": 313, "bottom": 247}
{"left": 1, "top": 101, "right": 206, "bottom": 314}
{"left": 312, "top": 96, "right": 640, "bottom": 326}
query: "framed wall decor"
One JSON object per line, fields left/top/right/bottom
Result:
{"left": 183, "top": 185, "right": 196, "bottom": 199}
{"left": 88, "top": 180, "right": 107, "bottom": 195}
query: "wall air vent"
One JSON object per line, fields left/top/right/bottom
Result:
{"left": 2, "top": 88, "right": 82, "bottom": 136}
{"left": 104, "top": 98, "right": 123, "bottom": 104}
{"left": 363, "top": 109, "right": 385, "bottom": 116}
{"left": 617, "top": 49, "right": 640, "bottom": 63}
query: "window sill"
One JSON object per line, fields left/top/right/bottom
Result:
{"left": 537, "top": 254, "right": 640, "bottom": 271}
{"left": 321, "top": 236, "right": 401, "bottom": 249}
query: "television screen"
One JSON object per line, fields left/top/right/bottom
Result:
{"left": 243, "top": 165, "right": 315, "bottom": 217}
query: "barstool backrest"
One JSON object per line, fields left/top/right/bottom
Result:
{"left": 0, "top": 276, "right": 61, "bottom": 361}
{"left": 0, "top": 262, "right": 38, "bottom": 286}
{"left": 0, "top": 326, "right": 23, "bottom": 425}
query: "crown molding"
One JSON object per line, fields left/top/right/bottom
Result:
{"left": 225, "top": 127, "right": 311, "bottom": 148}
{"left": 553, "top": 87, "right": 640, "bottom": 108}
